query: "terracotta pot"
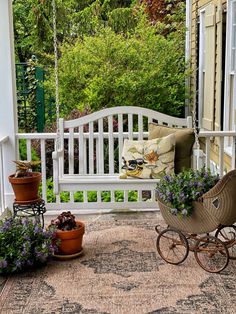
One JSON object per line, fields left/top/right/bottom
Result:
{"left": 55, "top": 221, "right": 85, "bottom": 255}
{"left": 8, "top": 172, "right": 41, "bottom": 203}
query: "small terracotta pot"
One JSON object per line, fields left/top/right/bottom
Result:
{"left": 8, "top": 172, "right": 41, "bottom": 203}
{"left": 55, "top": 221, "right": 85, "bottom": 255}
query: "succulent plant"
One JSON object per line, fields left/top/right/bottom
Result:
{"left": 13, "top": 160, "right": 41, "bottom": 178}
{"left": 50, "top": 211, "right": 77, "bottom": 231}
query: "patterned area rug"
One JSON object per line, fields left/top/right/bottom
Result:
{"left": 0, "top": 212, "right": 236, "bottom": 314}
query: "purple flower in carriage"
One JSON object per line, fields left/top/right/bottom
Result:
{"left": 0, "top": 260, "right": 7, "bottom": 269}
{"left": 15, "top": 259, "right": 23, "bottom": 269}
{"left": 27, "top": 260, "right": 33, "bottom": 267}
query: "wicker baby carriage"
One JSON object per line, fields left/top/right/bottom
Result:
{"left": 155, "top": 169, "right": 236, "bottom": 273}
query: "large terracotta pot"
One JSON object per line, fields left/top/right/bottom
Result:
{"left": 55, "top": 221, "right": 85, "bottom": 255}
{"left": 8, "top": 172, "right": 41, "bottom": 203}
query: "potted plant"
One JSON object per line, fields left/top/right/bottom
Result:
{"left": 49, "top": 211, "right": 85, "bottom": 257}
{"left": 0, "top": 217, "right": 58, "bottom": 274}
{"left": 8, "top": 160, "right": 41, "bottom": 203}
{"left": 155, "top": 169, "right": 220, "bottom": 234}
{"left": 156, "top": 168, "right": 219, "bottom": 217}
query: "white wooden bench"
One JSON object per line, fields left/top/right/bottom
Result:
{"left": 52, "top": 106, "right": 192, "bottom": 210}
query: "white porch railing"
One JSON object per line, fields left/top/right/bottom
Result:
{"left": 0, "top": 131, "right": 235, "bottom": 215}
{"left": 0, "top": 136, "right": 9, "bottom": 214}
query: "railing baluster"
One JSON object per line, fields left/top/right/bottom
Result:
{"left": 219, "top": 137, "right": 224, "bottom": 177}
{"left": 84, "top": 139, "right": 87, "bottom": 174}
{"left": 232, "top": 136, "right": 236, "bottom": 170}
{"left": 98, "top": 119, "right": 104, "bottom": 174}
{"left": 69, "top": 128, "right": 75, "bottom": 202}
{"left": 89, "top": 122, "right": 94, "bottom": 174}
{"left": 124, "top": 190, "right": 128, "bottom": 203}
{"left": 108, "top": 115, "right": 114, "bottom": 174}
{"left": 79, "top": 125, "right": 84, "bottom": 174}
{"left": 118, "top": 114, "right": 123, "bottom": 171}
{"left": 26, "top": 139, "right": 31, "bottom": 161}
{"left": 69, "top": 128, "right": 74, "bottom": 175}
{"left": 138, "top": 115, "right": 143, "bottom": 140}
{"left": 206, "top": 137, "right": 210, "bottom": 169}
{"left": 96, "top": 139, "right": 99, "bottom": 174}
{"left": 111, "top": 190, "right": 115, "bottom": 203}
{"left": 54, "top": 140, "right": 60, "bottom": 204}
{"left": 138, "top": 190, "right": 142, "bottom": 202}
{"left": 40, "top": 139, "right": 47, "bottom": 201}
{"left": 128, "top": 114, "right": 133, "bottom": 140}
{"left": 84, "top": 191, "right": 88, "bottom": 203}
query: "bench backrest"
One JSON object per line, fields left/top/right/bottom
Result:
{"left": 58, "top": 106, "right": 192, "bottom": 176}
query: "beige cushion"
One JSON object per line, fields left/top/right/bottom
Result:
{"left": 120, "top": 134, "right": 175, "bottom": 179}
{"left": 148, "top": 123, "right": 194, "bottom": 174}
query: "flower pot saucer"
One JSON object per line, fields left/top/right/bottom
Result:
{"left": 53, "top": 248, "right": 84, "bottom": 260}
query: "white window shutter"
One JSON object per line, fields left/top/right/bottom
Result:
{"left": 202, "top": 4, "right": 216, "bottom": 130}
{"left": 215, "top": 0, "right": 223, "bottom": 131}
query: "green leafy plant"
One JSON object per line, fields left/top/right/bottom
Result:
{"left": 0, "top": 217, "right": 58, "bottom": 274}
{"left": 156, "top": 169, "right": 219, "bottom": 217}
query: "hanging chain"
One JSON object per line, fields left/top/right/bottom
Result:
{"left": 52, "top": 0, "right": 60, "bottom": 149}
{"left": 192, "top": 0, "right": 200, "bottom": 151}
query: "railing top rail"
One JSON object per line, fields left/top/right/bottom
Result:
{"left": 0, "top": 136, "right": 9, "bottom": 145}
{"left": 62, "top": 106, "right": 189, "bottom": 128}
{"left": 199, "top": 130, "right": 236, "bottom": 137}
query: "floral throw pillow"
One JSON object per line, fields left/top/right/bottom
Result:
{"left": 120, "top": 134, "right": 175, "bottom": 179}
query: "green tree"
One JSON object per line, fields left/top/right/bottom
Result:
{"left": 50, "top": 11, "right": 187, "bottom": 117}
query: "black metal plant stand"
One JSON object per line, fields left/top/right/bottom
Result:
{"left": 13, "top": 199, "right": 46, "bottom": 228}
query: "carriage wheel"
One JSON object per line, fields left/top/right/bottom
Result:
{"left": 156, "top": 228, "right": 189, "bottom": 265}
{"left": 194, "top": 235, "right": 229, "bottom": 273}
{"left": 215, "top": 226, "right": 236, "bottom": 260}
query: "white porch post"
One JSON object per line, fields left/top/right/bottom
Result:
{"left": 0, "top": 0, "right": 18, "bottom": 209}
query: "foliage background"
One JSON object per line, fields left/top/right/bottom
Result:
{"left": 13, "top": 0, "right": 187, "bottom": 119}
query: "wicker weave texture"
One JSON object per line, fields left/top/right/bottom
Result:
{"left": 157, "top": 199, "right": 219, "bottom": 234}
{"left": 157, "top": 170, "right": 236, "bottom": 234}
{"left": 202, "top": 170, "right": 236, "bottom": 226}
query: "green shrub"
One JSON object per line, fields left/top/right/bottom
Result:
{"left": 48, "top": 10, "right": 187, "bottom": 117}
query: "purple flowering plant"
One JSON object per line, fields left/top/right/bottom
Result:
{"left": 156, "top": 168, "right": 219, "bottom": 217}
{"left": 0, "top": 217, "right": 59, "bottom": 274}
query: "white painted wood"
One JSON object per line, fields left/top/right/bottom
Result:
{"left": 98, "top": 118, "right": 104, "bottom": 174}
{"left": 219, "top": 137, "right": 224, "bottom": 177}
{"left": 108, "top": 115, "right": 114, "bottom": 174}
{"left": 40, "top": 139, "right": 47, "bottom": 201}
{"left": 124, "top": 190, "right": 128, "bottom": 202}
{"left": 128, "top": 114, "right": 133, "bottom": 139}
{"left": 12, "top": 108, "right": 236, "bottom": 214}
{"left": 64, "top": 106, "right": 189, "bottom": 129}
{"left": 79, "top": 125, "right": 84, "bottom": 174}
{"left": 83, "top": 139, "right": 87, "bottom": 174}
{"left": 0, "top": 144, "right": 5, "bottom": 213}
{"left": 138, "top": 190, "right": 142, "bottom": 202}
{"left": 96, "top": 139, "right": 99, "bottom": 174}
{"left": 118, "top": 114, "right": 123, "bottom": 171}
{"left": 69, "top": 128, "right": 74, "bottom": 175}
{"left": 89, "top": 122, "right": 94, "bottom": 174}
{"left": 138, "top": 115, "right": 143, "bottom": 140}
{"left": 205, "top": 137, "right": 210, "bottom": 168}
{"left": 111, "top": 190, "right": 115, "bottom": 202}
{"left": 232, "top": 139, "right": 236, "bottom": 170}
{"left": 26, "top": 139, "right": 31, "bottom": 161}
{"left": 0, "top": 0, "right": 18, "bottom": 210}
